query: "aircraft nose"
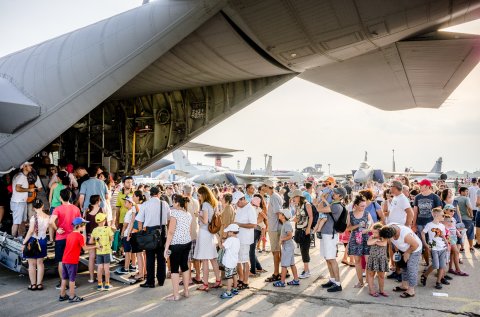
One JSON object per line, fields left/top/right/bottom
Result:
{"left": 354, "top": 170, "right": 367, "bottom": 183}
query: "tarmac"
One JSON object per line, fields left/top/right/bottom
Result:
{"left": 1, "top": 243, "right": 479, "bottom": 317}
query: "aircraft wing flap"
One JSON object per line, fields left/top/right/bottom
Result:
{"left": 299, "top": 32, "right": 480, "bottom": 111}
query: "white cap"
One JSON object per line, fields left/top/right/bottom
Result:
{"left": 231, "top": 191, "right": 245, "bottom": 204}
{"left": 123, "top": 196, "right": 135, "bottom": 204}
{"left": 224, "top": 223, "right": 240, "bottom": 233}
{"left": 262, "top": 179, "right": 275, "bottom": 188}
{"left": 20, "top": 161, "right": 33, "bottom": 169}
{"left": 280, "top": 208, "right": 293, "bottom": 220}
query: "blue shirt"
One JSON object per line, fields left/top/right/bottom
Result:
{"left": 366, "top": 201, "right": 381, "bottom": 222}
{"left": 79, "top": 177, "right": 108, "bottom": 211}
{"left": 302, "top": 191, "right": 312, "bottom": 203}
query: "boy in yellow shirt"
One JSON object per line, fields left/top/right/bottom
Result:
{"left": 89, "top": 213, "right": 113, "bottom": 290}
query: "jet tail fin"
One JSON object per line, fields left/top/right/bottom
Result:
{"left": 430, "top": 157, "right": 443, "bottom": 173}
{"left": 265, "top": 156, "right": 272, "bottom": 176}
{"left": 172, "top": 150, "right": 197, "bottom": 173}
{"left": 243, "top": 157, "right": 252, "bottom": 174}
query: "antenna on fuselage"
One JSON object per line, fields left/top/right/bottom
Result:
{"left": 364, "top": 151, "right": 368, "bottom": 162}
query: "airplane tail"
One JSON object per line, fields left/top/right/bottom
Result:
{"left": 243, "top": 157, "right": 252, "bottom": 174}
{"left": 172, "top": 150, "right": 197, "bottom": 173}
{"left": 430, "top": 157, "right": 443, "bottom": 173}
{"left": 265, "top": 156, "right": 272, "bottom": 176}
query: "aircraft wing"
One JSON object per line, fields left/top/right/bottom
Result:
{"left": 180, "top": 142, "right": 242, "bottom": 153}
{"left": 300, "top": 32, "right": 480, "bottom": 111}
{"left": 170, "top": 169, "right": 190, "bottom": 177}
{"left": 235, "top": 173, "right": 276, "bottom": 183}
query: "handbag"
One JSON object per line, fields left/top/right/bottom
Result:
{"left": 23, "top": 214, "right": 42, "bottom": 257}
{"left": 293, "top": 229, "right": 310, "bottom": 244}
{"left": 133, "top": 201, "right": 164, "bottom": 251}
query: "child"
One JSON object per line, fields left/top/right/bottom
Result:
{"left": 89, "top": 212, "right": 113, "bottom": 290}
{"left": 118, "top": 197, "right": 136, "bottom": 275}
{"left": 366, "top": 223, "right": 389, "bottom": 297}
{"left": 59, "top": 217, "right": 97, "bottom": 303}
{"left": 220, "top": 224, "right": 240, "bottom": 299}
{"left": 420, "top": 208, "right": 449, "bottom": 289}
{"left": 273, "top": 209, "right": 299, "bottom": 287}
{"left": 442, "top": 207, "right": 469, "bottom": 277}
{"left": 339, "top": 230, "right": 355, "bottom": 267}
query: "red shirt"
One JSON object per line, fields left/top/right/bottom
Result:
{"left": 62, "top": 231, "right": 85, "bottom": 264}
{"left": 53, "top": 204, "right": 81, "bottom": 240}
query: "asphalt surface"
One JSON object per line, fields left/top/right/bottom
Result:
{"left": 1, "top": 242, "right": 479, "bottom": 317}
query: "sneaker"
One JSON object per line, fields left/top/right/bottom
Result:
{"left": 116, "top": 267, "right": 129, "bottom": 275}
{"left": 103, "top": 284, "right": 111, "bottom": 291}
{"left": 327, "top": 284, "right": 342, "bottom": 292}
{"left": 443, "top": 274, "right": 453, "bottom": 280}
{"left": 299, "top": 271, "right": 311, "bottom": 279}
{"left": 322, "top": 280, "right": 335, "bottom": 288}
{"left": 220, "top": 292, "right": 233, "bottom": 299}
{"left": 231, "top": 288, "right": 239, "bottom": 295}
{"left": 440, "top": 278, "right": 450, "bottom": 285}
{"left": 287, "top": 280, "right": 300, "bottom": 286}
{"left": 129, "top": 264, "right": 138, "bottom": 272}
{"left": 435, "top": 282, "right": 443, "bottom": 290}
{"left": 69, "top": 295, "right": 84, "bottom": 303}
{"left": 55, "top": 282, "right": 62, "bottom": 290}
{"left": 97, "top": 284, "right": 103, "bottom": 291}
{"left": 474, "top": 243, "right": 480, "bottom": 249}
{"left": 58, "top": 295, "right": 69, "bottom": 302}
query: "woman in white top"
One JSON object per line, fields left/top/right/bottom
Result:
{"left": 193, "top": 186, "right": 221, "bottom": 291}
{"left": 21, "top": 199, "right": 50, "bottom": 291}
{"left": 380, "top": 224, "right": 422, "bottom": 298}
{"left": 164, "top": 194, "right": 192, "bottom": 300}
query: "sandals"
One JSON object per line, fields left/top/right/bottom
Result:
{"left": 287, "top": 280, "right": 300, "bottom": 286}
{"left": 237, "top": 281, "right": 249, "bottom": 290}
{"left": 28, "top": 284, "right": 37, "bottom": 291}
{"left": 400, "top": 292, "right": 415, "bottom": 298}
{"left": 341, "top": 260, "right": 350, "bottom": 266}
{"left": 165, "top": 295, "right": 181, "bottom": 301}
{"left": 179, "top": 280, "right": 193, "bottom": 286}
{"left": 211, "top": 280, "right": 222, "bottom": 289}
{"left": 354, "top": 283, "right": 364, "bottom": 288}
{"left": 420, "top": 274, "right": 427, "bottom": 286}
{"left": 265, "top": 274, "right": 281, "bottom": 282}
{"left": 197, "top": 284, "right": 209, "bottom": 292}
{"left": 379, "top": 292, "right": 389, "bottom": 297}
{"left": 273, "top": 281, "right": 285, "bottom": 287}
{"left": 393, "top": 286, "right": 408, "bottom": 292}
{"left": 369, "top": 292, "right": 379, "bottom": 297}
{"left": 36, "top": 284, "right": 44, "bottom": 291}
{"left": 192, "top": 278, "right": 203, "bottom": 284}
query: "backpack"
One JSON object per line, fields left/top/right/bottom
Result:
{"left": 208, "top": 209, "right": 222, "bottom": 234}
{"left": 304, "top": 203, "right": 319, "bottom": 229}
{"left": 329, "top": 202, "right": 348, "bottom": 234}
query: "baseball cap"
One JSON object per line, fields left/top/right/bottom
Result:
{"left": 288, "top": 189, "right": 303, "bottom": 198}
{"left": 419, "top": 179, "right": 432, "bottom": 187}
{"left": 251, "top": 196, "right": 261, "bottom": 207}
{"left": 72, "top": 217, "right": 89, "bottom": 226}
{"left": 224, "top": 223, "right": 240, "bottom": 233}
{"left": 20, "top": 161, "right": 33, "bottom": 169}
{"left": 333, "top": 187, "right": 347, "bottom": 198}
{"left": 280, "top": 208, "right": 292, "bottom": 220}
{"left": 232, "top": 191, "right": 245, "bottom": 204}
{"left": 123, "top": 196, "right": 135, "bottom": 204}
{"left": 443, "top": 204, "right": 455, "bottom": 210}
{"left": 262, "top": 179, "right": 275, "bottom": 188}
{"left": 95, "top": 213, "right": 107, "bottom": 223}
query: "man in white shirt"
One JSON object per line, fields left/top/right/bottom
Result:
{"left": 10, "top": 162, "right": 38, "bottom": 237}
{"left": 233, "top": 191, "right": 256, "bottom": 289}
{"left": 386, "top": 181, "right": 413, "bottom": 227}
{"left": 183, "top": 184, "right": 202, "bottom": 283}
{"left": 468, "top": 178, "right": 480, "bottom": 249}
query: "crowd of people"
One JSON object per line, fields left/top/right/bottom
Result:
{"left": 0, "top": 158, "right": 479, "bottom": 303}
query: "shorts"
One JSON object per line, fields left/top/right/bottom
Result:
{"left": 268, "top": 231, "right": 281, "bottom": 252}
{"left": 238, "top": 244, "right": 250, "bottom": 263}
{"left": 188, "top": 239, "right": 196, "bottom": 261}
{"left": 122, "top": 237, "right": 132, "bottom": 252}
{"left": 224, "top": 266, "right": 237, "bottom": 279}
{"left": 463, "top": 220, "right": 475, "bottom": 241}
{"left": 169, "top": 242, "right": 192, "bottom": 274}
{"left": 54, "top": 239, "right": 67, "bottom": 263}
{"left": 475, "top": 211, "right": 480, "bottom": 228}
{"left": 320, "top": 233, "right": 338, "bottom": 260}
{"left": 10, "top": 201, "right": 27, "bottom": 225}
{"left": 61, "top": 263, "right": 78, "bottom": 282}
{"left": 431, "top": 249, "right": 447, "bottom": 269}
{"left": 281, "top": 242, "right": 295, "bottom": 267}
{"left": 96, "top": 254, "right": 111, "bottom": 265}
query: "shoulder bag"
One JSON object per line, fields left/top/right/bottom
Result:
{"left": 23, "top": 213, "right": 42, "bottom": 257}
{"left": 133, "top": 201, "right": 164, "bottom": 251}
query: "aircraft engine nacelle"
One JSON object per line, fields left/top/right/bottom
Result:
{"left": 373, "top": 170, "right": 385, "bottom": 183}
{"left": 225, "top": 173, "right": 239, "bottom": 186}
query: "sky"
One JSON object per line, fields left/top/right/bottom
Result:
{"left": 1, "top": 0, "right": 479, "bottom": 174}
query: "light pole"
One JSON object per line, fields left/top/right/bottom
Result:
{"left": 392, "top": 149, "right": 396, "bottom": 172}
{"left": 328, "top": 163, "right": 331, "bottom": 175}
{"left": 264, "top": 154, "right": 268, "bottom": 170}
